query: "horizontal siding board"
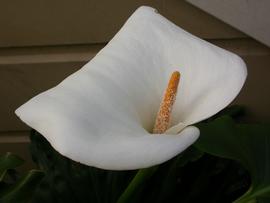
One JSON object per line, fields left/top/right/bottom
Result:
{"left": 0, "top": 0, "right": 161, "bottom": 47}
{"left": 0, "top": 44, "right": 103, "bottom": 65}
{"left": 0, "top": 0, "right": 246, "bottom": 48}
{"left": 235, "top": 55, "right": 270, "bottom": 122}
{"left": 162, "top": 0, "right": 247, "bottom": 39}
{"left": 1, "top": 62, "right": 85, "bottom": 131}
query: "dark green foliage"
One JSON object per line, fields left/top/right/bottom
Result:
{"left": 0, "top": 153, "right": 24, "bottom": 182}
{"left": 0, "top": 153, "right": 44, "bottom": 203}
{"left": 0, "top": 170, "right": 44, "bottom": 203}
{"left": 196, "top": 116, "right": 270, "bottom": 203}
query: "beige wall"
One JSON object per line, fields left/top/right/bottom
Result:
{"left": 1, "top": 0, "right": 269, "bottom": 170}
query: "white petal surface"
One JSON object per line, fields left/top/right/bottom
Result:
{"left": 15, "top": 6, "right": 246, "bottom": 170}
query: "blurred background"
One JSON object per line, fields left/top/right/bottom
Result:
{"left": 0, "top": 0, "right": 269, "bottom": 170}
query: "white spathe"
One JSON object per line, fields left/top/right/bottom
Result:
{"left": 15, "top": 6, "right": 247, "bottom": 170}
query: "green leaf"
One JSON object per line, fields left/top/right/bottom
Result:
{"left": 0, "top": 153, "right": 24, "bottom": 181}
{"left": 195, "top": 116, "right": 270, "bottom": 203}
{"left": 0, "top": 169, "right": 44, "bottom": 203}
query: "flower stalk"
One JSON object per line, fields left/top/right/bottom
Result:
{"left": 116, "top": 166, "right": 158, "bottom": 203}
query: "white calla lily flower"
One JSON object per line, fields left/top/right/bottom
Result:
{"left": 15, "top": 6, "right": 247, "bottom": 170}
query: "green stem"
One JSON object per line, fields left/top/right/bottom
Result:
{"left": 233, "top": 188, "right": 255, "bottom": 203}
{"left": 116, "top": 166, "right": 158, "bottom": 203}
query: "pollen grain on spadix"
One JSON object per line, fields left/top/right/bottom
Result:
{"left": 153, "top": 71, "right": 180, "bottom": 134}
